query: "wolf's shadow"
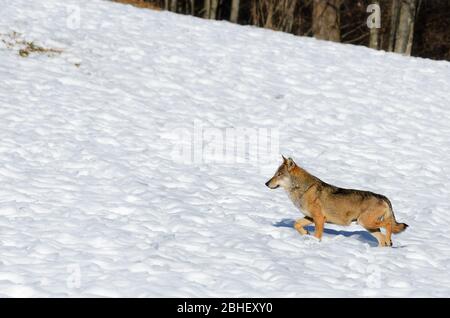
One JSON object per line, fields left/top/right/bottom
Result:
{"left": 273, "top": 218, "right": 378, "bottom": 247}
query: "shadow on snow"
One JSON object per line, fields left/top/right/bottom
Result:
{"left": 273, "top": 218, "right": 379, "bottom": 247}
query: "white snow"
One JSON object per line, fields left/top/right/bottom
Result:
{"left": 1, "top": 0, "right": 450, "bottom": 297}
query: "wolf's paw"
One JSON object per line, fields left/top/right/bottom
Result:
{"left": 302, "top": 235, "right": 321, "bottom": 245}
{"left": 294, "top": 224, "right": 309, "bottom": 236}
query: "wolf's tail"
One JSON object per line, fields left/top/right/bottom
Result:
{"left": 383, "top": 197, "right": 408, "bottom": 234}
{"left": 392, "top": 222, "right": 408, "bottom": 234}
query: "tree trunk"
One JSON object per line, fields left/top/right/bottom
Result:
{"left": 164, "top": 0, "right": 170, "bottom": 11}
{"left": 388, "top": 0, "right": 400, "bottom": 51}
{"left": 264, "top": 1, "right": 274, "bottom": 29}
{"left": 230, "top": 0, "right": 240, "bottom": 23}
{"left": 369, "top": 27, "right": 379, "bottom": 50}
{"left": 368, "top": 0, "right": 380, "bottom": 49}
{"left": 210, "top": 0, "right": 218, "bottom": 20}
{"left": 170, "top": 0, "right": 177, "bottom": 12}
{"left": 190, "top": 0, "right": 195, "bottom": 16}
{"left": 312, "top": 0, "right": 342, "bottom": 42}
{"left": 282, "top": 0, "right": 297, "bottom": 33}
{"left": 394, "top": 0, "right": 417, "bottom": 55}
{"left": 203, "top": 0, "right": 210, "bottom": 18}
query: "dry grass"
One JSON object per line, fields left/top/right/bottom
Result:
{"left": 0, "top": 31, "right": 63, "bottom": 57}
{"left": 111, "top": 0, "right": 161, "bottom": 10}
{"left": 18, "top": 42, "right": 63, "bottom": 57}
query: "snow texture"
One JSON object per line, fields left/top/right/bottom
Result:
{"left": 1, "top": 0, "right": 450, "bottom": 297}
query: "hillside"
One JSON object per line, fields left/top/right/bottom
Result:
{"left": 0, "top": 0, "right": 450, "bottom": 297}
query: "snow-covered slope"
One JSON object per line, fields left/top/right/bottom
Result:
{"left": 1, "top": 0, "right": 450, "bottom": 297}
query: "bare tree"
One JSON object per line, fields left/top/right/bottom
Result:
{"left": 394, "top": 0, "right": 418, "bottom": 55}
{"left": 251, "top": 0, "right": 298, "bottom": 33}
{"left": 387, "top": 0, "right": 419, "bottom": 55}
{"left": 210, "top": 0, "right": 218, "bottom": 19}
{"left": 312, "top": 0, "right": 342, "bottom": 42}
{"left": 388, "top": 0, "right": 400, "bottom": 51}
{"left": 368, "top": 0, "right": 380, "bottom": 49}
{"left": 230, "top": 0, "right": 240, "bottom": 23}
{"left": 202, "top": 0, "right": 218, "bottom": 19}
{"left": 170, "top": 0, "right": 177, "bottom": 12}
{"left": 190, "top": 0, "right": 195, "bottom": 15}
{"left": 203, "top": 0, "right": 210, "bottom": 18}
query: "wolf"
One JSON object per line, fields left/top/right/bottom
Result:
{"left": 265, "top": 156, "right": 408, "bottom": 247}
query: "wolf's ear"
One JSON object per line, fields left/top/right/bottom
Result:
{"left": 281, "top": 155, "right": 287, "bottom": 163}
{"left": 286, "top": 157, "right": 296, "bottom": 170}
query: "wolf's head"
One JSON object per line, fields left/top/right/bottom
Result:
{"left": 265, "top": 155, "right": 297, "bottom": 189}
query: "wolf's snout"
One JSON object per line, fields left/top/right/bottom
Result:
{"left": 266, "top": 179, "right": 279, "bottom": 189}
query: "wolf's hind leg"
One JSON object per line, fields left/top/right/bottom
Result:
{"left": 385, "top": 221, "right": 393, "bottom": 247}
{"left": 358, "top": 211, "right": 390, "bottom": 247}
{"left": 368, "top": 229, "right": 388, "bottom": 247}
{"left": 294, "top": 217, "right": 313, "bottom": 235}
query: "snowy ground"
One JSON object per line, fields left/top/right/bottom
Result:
{"left": 1, "top": 0, "right": 450, "bottom": 297}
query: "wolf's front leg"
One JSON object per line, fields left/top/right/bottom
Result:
{"left": 294, "top": 217, "right": 313, "bottom": 235}
{"left": 313, "top": 216, "right": 326, "bottom": 240}
{"left": 310, "top": 204, "right": 326, "bottom": 240}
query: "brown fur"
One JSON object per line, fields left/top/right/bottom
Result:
{"left": 266, "top": 156, "right": 408, "bottom": 247}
